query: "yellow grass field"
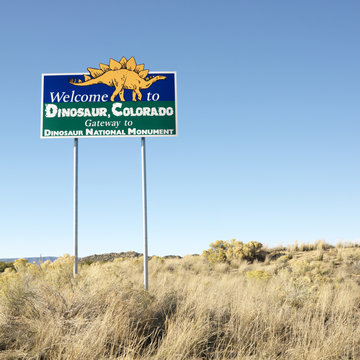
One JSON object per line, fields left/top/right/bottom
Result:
{"left": 1, "top": 242, "right": 360, "bottom": 359}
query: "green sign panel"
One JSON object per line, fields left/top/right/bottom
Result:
{"left": 41, "top": 58, "right": 177, "bottom": 138}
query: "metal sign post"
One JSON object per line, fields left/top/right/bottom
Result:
{"left": 141, "top": 137, "right": 149, "bottom": 290}
{"left": 73, "top": 138, "right": 79, "bottom": 277}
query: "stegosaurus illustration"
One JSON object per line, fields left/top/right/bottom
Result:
{"left": 69, "top": 57, "right": 166, "bottom": 102}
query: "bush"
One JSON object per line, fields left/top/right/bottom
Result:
{"left": 277, "top": 254, "right": 293, "bottom": 263}
{"left": 246, "top": 270, "right": 271, "bottom": 280}
{"left": 202, "top": 240, "right": 264, "bottom": 263}
{"left": 0, "top": 261, "right": 14, "bottom": 273}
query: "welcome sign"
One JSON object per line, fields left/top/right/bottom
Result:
{"left": 41, "top": 57, "right": 177, "bottom": 138}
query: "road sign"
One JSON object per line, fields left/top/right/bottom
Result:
{"left": 41, "top": 57, "right": 175, "bottom": 287}
{"left": 41, "top": 59, "right": 177, "bottom": 138}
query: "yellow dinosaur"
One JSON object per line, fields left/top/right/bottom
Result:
{"left": 69, "top": 57, "right": 166, "bottom": 102}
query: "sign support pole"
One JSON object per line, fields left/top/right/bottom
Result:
{"left": 141, "top": 137, "right": 149, "bottom": 290}
{"left": 73, "top": 138, "right": 79, "bottom": 277}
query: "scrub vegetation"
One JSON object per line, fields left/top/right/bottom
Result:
{"left": 1, "top": 241, "right": 360, "bottom": 359}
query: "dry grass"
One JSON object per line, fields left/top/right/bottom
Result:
{"left": 1, "top": 245, "right": 360, "bottom": 359}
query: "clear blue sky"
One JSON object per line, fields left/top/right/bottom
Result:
{"left": 0, "top": 0, "right": 359, "bottom": 258}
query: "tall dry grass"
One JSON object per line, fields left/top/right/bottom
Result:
{"left": 1, "top": 247, "right": 360, "bottom": 359}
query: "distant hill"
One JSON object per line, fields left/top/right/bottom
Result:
{"left": 0, "top": 256, "right": 58, "bottom": 264}
{"left": 80, "top": 251, "right": 142, "bottom": 264}
{"left": 0, "top": 252, "right": 184, "bottom": 265}
{"left": 80, "top": 252, "right": 182, "bottom": 264}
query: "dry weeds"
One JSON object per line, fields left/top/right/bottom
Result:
{"left": 1, "top": 244, "right": 360, "bottom": 359}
